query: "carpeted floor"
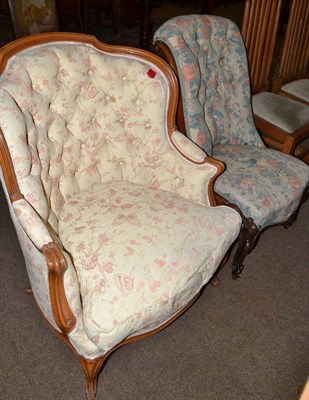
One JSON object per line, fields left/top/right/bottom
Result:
{"left": 0, "top": 181, "right": 308, "bottom": 400}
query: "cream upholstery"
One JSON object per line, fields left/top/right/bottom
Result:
{"left": 252, "top": 92, "right": 309, "bottom": 133}
{"left": 281, "top": 79, "right": 309, "bottom": 104}
{"left": 59, "top": 181, "right": 241, "bottom": 352}
{"left": 0, "top": 33, "right": 241, "bottom": 397}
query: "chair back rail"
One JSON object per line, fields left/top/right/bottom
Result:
{"left": 272, "top": 0, "right": 309, "bottom": 92}
{"left": 241, "top": 0, "right": 282, "bottom": 93}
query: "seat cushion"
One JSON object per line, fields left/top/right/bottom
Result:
{"left": 59, "top": 181, "right": 241, "bottom": 353}
{"left": 281, "top": 79, "right": 309, "bottom": 103}
{"left": 252, "top": 92, "right": 309, "bottom": 133}
{"left": 214, "top": 144, "right": 309, "bottom": 228}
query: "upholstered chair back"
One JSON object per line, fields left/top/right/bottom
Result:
{"left": 0, "top": 36, "right": 245, "bottom": 390}
{"left": 1, "top": 36, "right": 213, "bottom": 236}
{"left": 154, "top": 15, "right": 264, "bottom": 156}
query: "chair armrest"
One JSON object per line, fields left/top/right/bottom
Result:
{"left": 168, "top": 130, "right": 225, "bottom": 206}
{"left": 172, "top": 130, "right": 207, "bottom": 162}
{"left": 12, "top": 198, "right": 53, "bottom": 250}
{"left": 12, "top": 197, "right": 76, "bottom": 334}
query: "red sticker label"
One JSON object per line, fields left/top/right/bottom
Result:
{"left": 147, "top": 69, "right": 157, "bottom": 78}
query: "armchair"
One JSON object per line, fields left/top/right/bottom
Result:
{"left": 0, "top": 32, "right": 242, "bottom": 399}
{"left": 153, "top": 15, "right": 309, "bottom": 277}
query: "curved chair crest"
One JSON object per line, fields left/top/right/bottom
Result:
{"left": 0, "top": 32, "right": 242, "bottom": 399}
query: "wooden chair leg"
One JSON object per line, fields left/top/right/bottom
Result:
{"left": 231, "top": 217, "right": 259, "bottom": 279}
{"left": 209, "top": 250, "right": 232, "bottom": 286}
{"left": 80, "top": 356, "right": 106, "bottom": 400}
{"left": 26, "top": 286, "right": 33, "bottom": 294}
{"left": 210, "top": 275, "right": 220, "bottom": 286}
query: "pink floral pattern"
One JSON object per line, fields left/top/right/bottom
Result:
{"left": 13, "top": 199, "right": 52, "bottom": 249}
{"left": 59, "top": 181, "right": 241, "bottom": 352}
{"left": 0, "top": 41, "right": 242, "bottom": 358}
{"left": 214, "top": 145, "right": 309, "bottom": 227}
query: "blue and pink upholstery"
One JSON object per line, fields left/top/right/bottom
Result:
{"left": 154, "top": 15, "right": 309, "bottom": 273}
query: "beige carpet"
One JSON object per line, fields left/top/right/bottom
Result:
{"left": 0, "top": 182, "right": 308, "bottom": 400}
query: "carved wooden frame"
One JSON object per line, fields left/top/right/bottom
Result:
{"left": 0, "top": 32, "right": 227, "bottom": 399}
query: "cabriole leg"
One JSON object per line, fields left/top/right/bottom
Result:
{"left": 231, "top": 217, "right": 259, "bottom": 279}
{"left": 80, "top": 356, "right": 106, "bottom": 400}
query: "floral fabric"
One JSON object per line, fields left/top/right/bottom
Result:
{"left": 59, "top": 181, "right": 241, "bottom": 353}
{"left": 0, "top": 174, "right": 101, "bottom": 359}
{"left": 0, "top": 42, "right": 219, "bottom": 234}
{"left": 12, "top": 199, "right": 53, "bottom": 249}
{"left": 214, "top": 145, "right": 309, "bottom": 228}
{"left": 154, "top": 15, "right": 264, "bottom": 156}
{"left": 154, "top": 15, "right": 309, "bottom": 228}
{"left": 0, "top": 40, "right": 242, "bottom": 359}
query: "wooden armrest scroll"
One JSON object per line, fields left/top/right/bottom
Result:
{"left": 42, "top": 242, "right": 76, "bottom": 335}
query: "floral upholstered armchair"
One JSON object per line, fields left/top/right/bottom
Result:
{"left": 154, "top": 15, "right": 309, "bottom": 278}
{"left": 0, "top": 33, "right": 242, "bottom": 399}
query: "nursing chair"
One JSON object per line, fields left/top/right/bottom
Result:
{"left": 154, "top": 15, "right": 309, "bottom": 277}
{"left": 0, "top": 32, "right": 242, "bottom": 399}
{"left": 241, "top": 0, "right": 309, "bottom": 160}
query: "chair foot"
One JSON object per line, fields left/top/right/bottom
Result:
{"left": 80, "top": 356, "right": 106, "bottom": 400}
{"left": 231, "top": 263, "right": 243, "bottom": 279}
{"left": 26, "top": 286, "right": 33, "bottom": 295}
{"left": 231, "top": 217, "right": 259, "bottom": 279}
{"left": 210, "top": 276, "right": 220, "bottom": 286}
{"left": 282, "top": 211, "right": 298, "bottom": 229}
{"left": 86, "top": 380, "right": 98, "bottom": 400}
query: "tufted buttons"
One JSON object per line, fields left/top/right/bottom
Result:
{"left": 122, "top": 75, "right": 128, "bottom": 81}
{"left": 208, "top": 90, "right": 216, "bottom": 97}
{"left": 105, "top": 95, "right": 111, "bottom": 101}
{"left": 145, "top": 123, "right": 151, "bottom": 129}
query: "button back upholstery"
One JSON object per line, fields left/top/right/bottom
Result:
{"left": 0, "top": 33, "right": 242, "bottom": 399}
{"left": 154, "top": 15, "right": 309, "bottom": 276}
